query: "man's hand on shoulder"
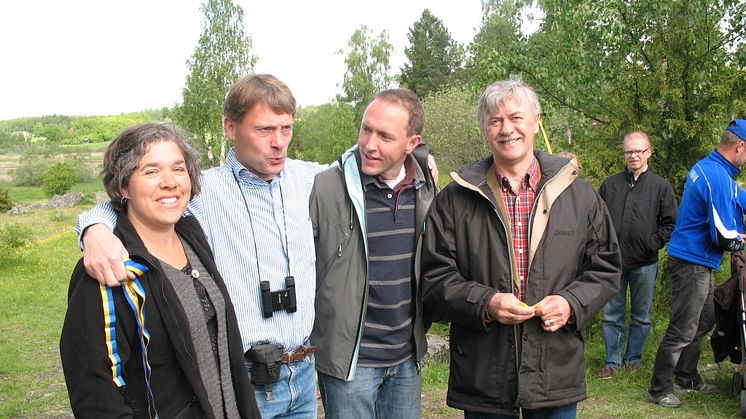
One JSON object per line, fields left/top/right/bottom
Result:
{"left": 427, "top": 154, "right": 439, "bottom": 185}
{"left": 82, "top": 224, "right": 133, "bottom": 287}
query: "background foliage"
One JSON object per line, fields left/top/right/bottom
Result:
{"left": 337, "top": 25, "right": 395, "bottom": 124}
{"left": 470, "top": 0, "right": 746, "bottom": 191}
{"left": 400, "top": 9, "right": 464, "bottom": 99}
{"left": 175, "top": 0, "right": 256, "bottom": 166}
{"left": 42, "top": 161, "right": 76, "bottom": 197}
{"left": 2, "top": 1, "right": 746, "bottom": 416}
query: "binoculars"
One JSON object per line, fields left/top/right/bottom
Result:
{"left": 260, "top": 276, "right": 297, "bottom": 318}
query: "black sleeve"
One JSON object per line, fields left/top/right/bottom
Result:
{"left": 60, "top": 260, "right": 136, "bottom": 418}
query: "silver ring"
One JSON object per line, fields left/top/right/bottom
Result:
{"left": 547, "top": 319, "right": 554, "bottom": 326}
{"left": 511, "top": 314, "right": 516, "bottom": 321}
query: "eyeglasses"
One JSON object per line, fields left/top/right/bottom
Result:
{"left": 623, "top": 148, "right": 649, "bottom": 156}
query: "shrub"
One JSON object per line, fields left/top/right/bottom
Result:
{"left": 0, "top": 188, "right": 13, "bottom": 212}
{"left": 42, "top": 162, "right": 76, "bottom": 197}
{"left": 13, "top": 160, "right": 50, "bottom": 187}
{"left": 0, "top": 223, "right": 32, "bottom": 257}
{"left": 67, "top": 156, "right": 95, "bottom": 183}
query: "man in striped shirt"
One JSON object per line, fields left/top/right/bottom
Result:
{"left": 309, "top": 89, "right": 437, "bottom": 418}
{"left": 76, "top": 74, "right": 325, "bottom": 418}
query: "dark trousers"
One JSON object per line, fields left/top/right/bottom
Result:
{"left": 464, "top": 403, "right": 577, "bottom": 419}
{"left": 649, "top": 257, "right": 715, "bottom": 397}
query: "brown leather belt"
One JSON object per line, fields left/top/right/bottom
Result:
{"left": 281, "top": 345, "right": 317, "bottom": 364}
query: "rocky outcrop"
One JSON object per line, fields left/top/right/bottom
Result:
{"left": 7, "top": 192, "right": 84, "bottom": 214}
{"left": 425, "top": 333, "right": 450, "bottom": 364}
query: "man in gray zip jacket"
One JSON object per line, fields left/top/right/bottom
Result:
{"left": 309, "top": 89, "right": 437, "bottom": 419}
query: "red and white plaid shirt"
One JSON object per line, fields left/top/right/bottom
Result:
{"left": 495, "top": 158, "right": 540, "bottom": 302}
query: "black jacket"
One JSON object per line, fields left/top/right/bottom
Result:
{"left": 599, "top": 168, "right": 677, "bottom": 269}
{"left": 60, "top": 214, "right": 260, "bottom": 418}
{"left": 421, "top": 152, "right": 621, "bottom": 415}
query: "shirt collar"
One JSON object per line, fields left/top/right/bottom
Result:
{"left": 362, "top": 153, "right": 425, "bottom": 191}
{"left": 494, "top": 156, "right": 540, "bottom": 192}
{"left": 226, "top": 147, "right": 283, "bottom": 185}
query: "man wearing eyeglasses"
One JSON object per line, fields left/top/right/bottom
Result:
{"left": 649, "top": 119, "right": 746, "bottom": 408}
{"left": 597, "top": 131, "right": 678, "bottom": 381}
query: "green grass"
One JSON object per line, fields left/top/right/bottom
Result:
{"left": 1, "top": 198, "right": 744, "bottom": 417}
{"left": 0, "top": 209, "right": 81, "bottom": 417}
{"left": 60, "top": 141, "right": 111, "bottom": 153}
{"left": 5, "top": 179, "right": 103, "bottom": 205}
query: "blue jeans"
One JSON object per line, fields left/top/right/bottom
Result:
{"left": 649, "top": 257, "right": 715, "bottom": 397}
{"left": 464, "top": 403, "right": 577, "bottom": 419}
{"left": 318, "top": 357, "right": 421, "bottom": 419}
{"left": 602, "top": 262, "right": 658, "bottom": 369}
{"left": 245, "top": 355, "right": 317, "bottom": 419}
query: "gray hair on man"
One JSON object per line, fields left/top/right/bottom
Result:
{"left": 476, "top": 79, "right": 542, "bottom": 129}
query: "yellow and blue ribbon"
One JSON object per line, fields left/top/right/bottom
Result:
{"left": 100, "top": 259, "right": 159, "bottom": 418}
{"left": 124, "top": 259, "right": 148, "bottom": 276}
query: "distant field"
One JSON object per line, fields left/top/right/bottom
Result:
{"left": 0, "top": 154, "right": 20, "bottom": 182}
{"left": 60, "top": 141, "right": 111, "bottom": 153}
{"left": 0, "top": 147, "right": 106, "bottom": 203}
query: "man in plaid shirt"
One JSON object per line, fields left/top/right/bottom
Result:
{"left": 421, "top": 79, "right": 621, "bottom": 418}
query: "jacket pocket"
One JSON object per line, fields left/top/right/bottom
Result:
{"left": 449, "top": 325, "right": 511, "bottom": 401}
{"left": 544, "top": 328, "right": 584, "bottom": 392}
{"left": 172, "top": 395, "right": 200, "bottom": 419}
{"left": 318, "top": 228, "right": 353, "bottom": 278}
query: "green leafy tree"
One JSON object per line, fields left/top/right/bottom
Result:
{"left": 338, "top": 26, "right": 394, "bottom": 122}
{"left": 400, "top": 9, "right": 464, "bottom": 98}
{"left": 0, "top": 223, "right": 32, "bottom": 260}
{"left": 290, "top": 102, "right": 358, "bottom": 164}
{"left": 176, "top": 0, "right": 257, "bottom": 165}
{"left": 0, "top": 188, "right": 13, "bottom": 212}
{"left": 13, "top": 144, "right": 60, "bottom": 187}
{"left": 471, "top": 0, "right": 746, "bottom": 192}
{"left": 422, "top": 86, "right": 487, "bottom": 178}
{"left": 42, "top": 161, "right": 76, "bottom": 197}
{"left": 467, "top": 0, "right": 524, "bottom": 90}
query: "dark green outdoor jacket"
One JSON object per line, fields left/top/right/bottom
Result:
{"left": 421, "top": 151, "right": 621, "bottom": 415}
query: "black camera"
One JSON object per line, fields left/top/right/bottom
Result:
{"left": 260, "top": 276, "right": 297, "bottom": 318}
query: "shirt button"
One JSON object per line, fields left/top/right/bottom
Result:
{"left": 517, "top": 222, "right": 522, "bottom": 227}
{"left": 519, "top": 275, "right": 524, "bottom": 280}
{"left": 518, "top": 249, "right": 523, "bottom": 254}
{"left": 387, "top": 193, "right": 393, "bottom": 199}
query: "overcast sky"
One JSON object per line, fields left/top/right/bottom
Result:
{"left": 0, "top": 0, "right": 484, "bottom": 120}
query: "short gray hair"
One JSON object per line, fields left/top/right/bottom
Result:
{"left": 102, "top": 123, "right": 201, "bottom": 212}
{"left": 477, "top": 79, "right": 542, "bottom": 128}
{"left": 721, "top": 128, "right": 745, "bottom": 149}
{"left": 623, "top": 131, "right": 650, "bottom": 145}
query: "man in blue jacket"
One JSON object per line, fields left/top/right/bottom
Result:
{"left": 649, "top": 119, "right": 746, "bottom": 408}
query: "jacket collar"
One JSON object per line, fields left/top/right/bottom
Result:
{"left": 454, "top": 150, "right": 569, "bottom": 189}
{"left": 114, "top": 212, "right": 151, "bottom": 260}
{"left": 710, "top": 150, "right": 742, "bottom": 178}
{"left": 339, "top": 144, "right": 427, "bottom": 190}
{"left": 114, "top": 212, "right": 197, "bottom": 268}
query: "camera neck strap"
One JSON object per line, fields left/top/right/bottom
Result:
{"left": 232, "top": 171, "right": 292, "bottom": 280}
